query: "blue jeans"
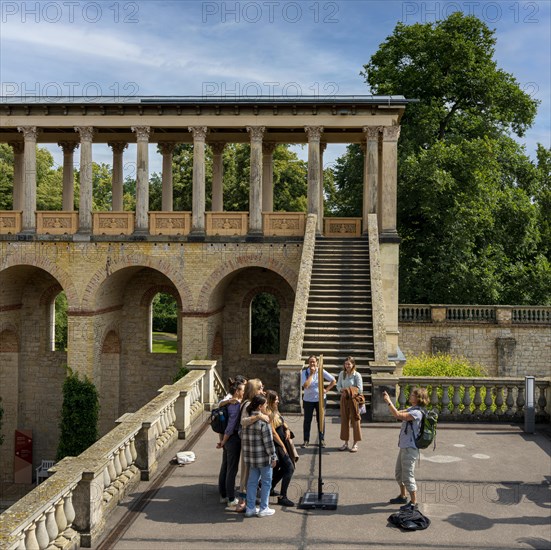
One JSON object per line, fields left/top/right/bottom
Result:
{"left": 246, "top": 464, "right": 273, "bottom": 513}
{"left": 303, "top": 400, "right": 325, "bottom": 442}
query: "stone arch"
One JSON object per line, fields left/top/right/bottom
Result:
{"left": 0, "top": 256, "right": 79, "bottom": 308}
{"left": 140, "top": 285, "right": 183, "bottom": 309}
{"left": 197, "top": 257, "right": 297, "bottom": 312}
{"left": 242, "top": 286, "right": 287, "bottom": 310}
{"left": 101, "top": 329, "right": 121, "bottom": 354}
{"left": 0, "top": 328, "right": 19, "bottom": 352}
{"left": 39, "top": 283, "right": 63, "bottom": 306}
{"left": 81, "top": 257, "right": 193, "bottom": 311}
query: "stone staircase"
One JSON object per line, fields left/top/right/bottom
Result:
{"left": 302, "top": 237, "right": 374, "bottom": 411}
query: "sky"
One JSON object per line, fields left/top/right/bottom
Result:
{"left": 1, "top": 0, "right": 549, "bottom": 177}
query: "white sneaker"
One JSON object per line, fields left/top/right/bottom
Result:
{"left": 225, "top": 498, "right": 239, "bottom": 510}
{"left": 245, "top": 507, "right": 259, "bottom": 517}
{"left": 219, "top": 497, "right": 227, "bottom": 504}
{"left": 257, "top": 507, "right": 275, "bottom": 517}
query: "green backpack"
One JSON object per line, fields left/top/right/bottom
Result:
{"left": 408, "top": 407, "right": 438, "bottom": 450}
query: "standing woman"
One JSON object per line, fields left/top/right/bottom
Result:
{"left": 301, "top": 355, "right": 336, "bottom": 447}
{"left": 241, "top": 394, "right": 278, "bottom": 517}
{"left": 336, "top": 356, "right": 363, "bottom": 452}
{"left": 266, "top": 390, "right": 296, "bottom": 507}
{"left": 217, "top": 381, "right": 245, "bottom": 510}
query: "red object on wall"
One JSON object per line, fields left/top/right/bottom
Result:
{"left": 14, "top": 429, "right": 33, "bottom": 484}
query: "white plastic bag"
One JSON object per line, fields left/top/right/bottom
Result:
{"left": 176, "top": 451, "right": 196, "bottom": 464}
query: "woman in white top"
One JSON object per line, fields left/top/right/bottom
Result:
{"left": 336, "top": 356, "right": 363, "bottom": 452}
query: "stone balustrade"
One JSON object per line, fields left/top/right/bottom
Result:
{"left": 0, "top": 361, "right": 223, "bottom": 549}
{"left": 371, "top": 374, "right": 551, "bottom": 422}
{"left": 399, "top": 304, "right": 551, "bottom": 325}
{"left": 323, "top": 217, "right": 362, "bottom": 237}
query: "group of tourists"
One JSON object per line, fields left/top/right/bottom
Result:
{"left": 216, "top": 355, "right": 427, "bottom": 516}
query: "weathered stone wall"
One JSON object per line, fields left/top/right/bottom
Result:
{"left": 399, "top": 323, "right": 551, "bottom": 377}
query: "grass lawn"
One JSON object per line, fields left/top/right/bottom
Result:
{"left": 152, "top": 332, "right": 177, "bottom": 353}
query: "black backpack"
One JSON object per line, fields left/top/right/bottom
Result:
{"left": 209, "top": 404, "right": 229, "bottom": 434}
{"left": 406, "top": 406, "right": 438, "bottom": 450}
{"left": 388, "top": 508, "right": 431, "bottom": 530}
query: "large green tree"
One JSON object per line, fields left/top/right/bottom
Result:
{"left": 331, "top": 12, "right": 549, "bottom": 305}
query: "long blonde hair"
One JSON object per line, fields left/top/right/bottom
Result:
{"left": 243, "top": 378, "right": 263, "bottom": 402}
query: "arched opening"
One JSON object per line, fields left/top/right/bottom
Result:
{"left": 52, "top": 291, "right": 68, "bottom": 351}
{"left": 150, "top": 291, "right": 178, "bottom": 353}
{"left": 250, "top": 292, "right": 280, "bottom": 355}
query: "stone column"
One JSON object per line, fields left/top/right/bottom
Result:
{"left": 319, "top": 142, "right": 327, "bottom": 234}
{"left": 58, "top": 142, "right": 79, "bottom": 211}
{"left": 17, "top": 126, "right": 38, "bottom": 233}
{"left": 75, "top": 126, "right": 94, "bottom": 236}
{"left": 158, "top": 142, "right": 175, "bottom": 212}
{"left": 108, "top": 142, "right": 127, "bottom": 211}
{"left": 247, "top": 126, "right": 265, "bottom": 236}
{"left": 210, "top": 142, "right": 225, "bottom": 212}
{"left": 379, "top": 126, "right": 401, "bottom": 362}
{"left": 380, "top": 126, "right": 400, "bottom": 238}
{"left": 189, "top": 126, "right": 208, "bottom": 236}
{"left": 262, "top": 142, "right": 276, "bottom": 213}
{"left": 363, "top": 126, "right": 380, "bottom": 234}
{"left": 8, "top": 142, "right": 24, "bottom": 211}
{"left": 131, "top": 126, "right": 151, "bottom": 234}
{"left": 305, "top": 126, "right": 323, "bottom": 233}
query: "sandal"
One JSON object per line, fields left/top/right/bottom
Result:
{"left": 338, "top": 443, "right": 349, "bottom": 451}
{"left": 349, "top": 444, "right": 358, "bottom": 453}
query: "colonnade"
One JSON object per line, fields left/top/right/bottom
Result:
{"left": 6, "top": 124, "right": 400, "bottom": 238}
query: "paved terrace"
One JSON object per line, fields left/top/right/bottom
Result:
{"left": 96, "top": 416, "right": 551, "bottom": 550}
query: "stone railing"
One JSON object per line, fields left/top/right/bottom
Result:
{"left": 92, "top": 212, "right": 135, "bottom": 236}
{"left": 323, "top": 217, "right": 362, "bottom": 237}
{"left": 0, "top": 211, "right": 22, "bottom": 235}
{"left": 36, "top": 211, "right": 79, "bottom": 235}
{"left": 149, "top": 212, "right": 191, "bottom": 236}
{"left": 399, "top": 304, "right": 551, "bottom": 325}
{"left": 205, "top": 212, "right": 248, "bottom": 236}
{"left": 263, "top": 212, "right": 306, "bottom": 237}
{"left": 371, "top": 374, "right": 551, "bottom": 422}
{"left": 0, "top": 361, "right": 223, "bottom": 549}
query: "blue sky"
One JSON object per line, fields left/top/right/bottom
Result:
{"left": 1, "top": 0, "right": 549, "bottom": 175}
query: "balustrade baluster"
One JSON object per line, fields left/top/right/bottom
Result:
{"left": 484, "top": 384, "right": 494, "bottom": 415}
{"left": 45, "top": 505, "right": 58, "bottom": 544}
{"left": 473, "top": 384, "right": 483, "bottom": 414}
{"left": 429, "top": 386, "right": 439, "bottom": 410}
{"left": 505, "top": 386, "right": 515, "bottom": 416}
{"left": 103, "top": 465, "right": 111, "bottom": 490}
{"left": 24, "top": 523, "right": 40, "bottom": 550}
{"left": 516, "top": 386, "right": 525, "bottom": 417}
{"left": 495, "top": 386, "right": 504, "bottom": 415}
{"left": 536, "top": 383, "right": 548, "bottom": 415}
{"left": 170, "top": 402, "right": 177, "bottom": 426}
{"left": 108, "top": 456, "right": 117, "bottom": 483}
{"left": 130, "top": 437, "right": 138, "bottom": 463}
{"left": 64, "top": 489, "right": 76, "bottom": 527}
{"left": 125, "top": 440, "right": 133, "bottom": 468}
{"left": 114, "top": 450, "right": 123, "bottom": 477}
{"left": 462, "top": 383, "right": 472, "bottom": 415}
{"left": 15, "top": 530, "right": 26, "bottom": 550}
{"left": 54, "top": 498, "right": 67, "bottom": 533}
{"left": 398, "top": 385, "right": 407, "bottom": 409}
{"left": 35, "top": 514, "right": 49, "bottom": 549}
{"left": 452, "top": 384, "right": 461, "bottom": 415}
{"left": 441, "top": 384, "right": 450, "bottom": 415}
{"left": 119, "top": 444, "right": 128, "bottom": 471}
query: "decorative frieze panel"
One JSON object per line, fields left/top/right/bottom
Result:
{"left": 93, "top": 212, "right": 135, "bottom": 235}
{"left": 263, "top": 212, "right": 306, "bottom": 236}
{"left": 36, "top": 211, "right": 78, "bottom": 234}
{"left": 323, "top": 217, "right": 362, "bottom": 237}
{"left": 0, "top": 211, "right": 22, "bottom": 234}
{"left": 205, "top": 212, "right": 248, "bottom": 236}
{"left": 149, "top": 212, "right": 191, "bottom": 236}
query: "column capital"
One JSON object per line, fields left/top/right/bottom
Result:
{"left": 209, "top": 142, "right": 226, "bottom": 155}
{"left": 247, "top": 126, "right": 265, "bottom": 142}
{"left": 382, "top": 125, "right": 401, "bottom": 142}
{"left": 58, "top": 141, "right": 80, "bottom": 153}
{"left": 305, "top": 126, "right": 324, "bottom": 142}
{"left": 132, "top": 126, "right": 151, "bottom": 142}
{"left": 363, "top": 126, "right": 382, "bottom": 140}
{"left": 17, "top": 126, "right": 38, "bottom": 141}
{"left": 189, "top": 126, "right": 208, "bottom": 141}
{"left": 8, "top": 141, "right": 25, "bottom": 154}
{"left": 74, "top": 126, "right": 95, "bottom": 142}
{"left": 262, "top": 142, "right": 277, "bottom": 155}
{"left": 108, "top": 142, "right": 128, "bottom": 154}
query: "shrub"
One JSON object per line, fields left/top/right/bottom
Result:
{"left": 173, "top": 365, "right": 190, "bottom": 383}
{"left": 402, "top": 353, "right": 490, "bottom": 413}
{"left": 57, "top": 367, "right": 99, "bottom": 460}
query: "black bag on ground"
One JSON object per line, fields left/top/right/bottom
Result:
{"left": 388, "top": 508, "right": 431, "bottom": 530}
